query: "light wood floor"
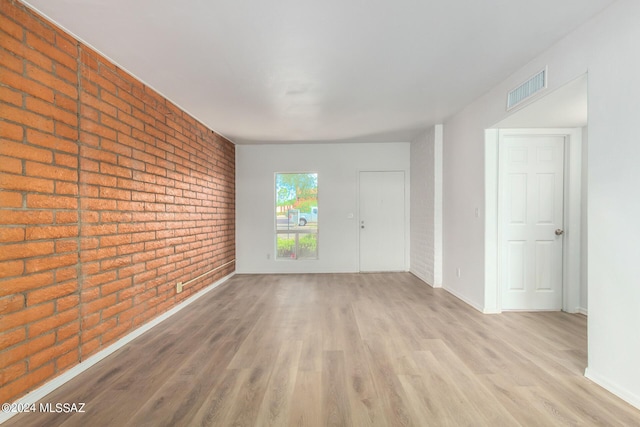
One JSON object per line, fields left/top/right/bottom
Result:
{"left": 6, "top": 273, "right": 640, "bottom": 426}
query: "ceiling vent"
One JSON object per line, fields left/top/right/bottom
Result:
{"left": 507, "top": 68, "right": 547, "bottom": 110}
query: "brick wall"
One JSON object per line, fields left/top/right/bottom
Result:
{"left": 409, "top": 128, "right": 435, "bottom": 285}
{"left": 0, "top": 0, "right": 235, "bottom": 403}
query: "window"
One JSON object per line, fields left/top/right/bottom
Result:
{"left": 275, "top": 173, "right": 318, "bottom": 260}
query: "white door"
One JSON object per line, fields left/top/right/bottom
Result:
{"left": 499, "top": 133, "right": 565, "bottom": 310}
{"left": 359, "top": 171, "right": 405, "bottom": 272}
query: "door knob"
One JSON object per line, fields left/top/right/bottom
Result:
{"left": 555, "top": 229, "right": 564, "bottom": 236}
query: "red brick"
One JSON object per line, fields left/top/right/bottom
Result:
{"left": 1, "top": 103, "right": 54, "bottom": 133}
{"left": 56, "top": 320, "right": 80, "bottom": 342}
{"left": 81, "top": 223, "right": 117, "bottom": 236}
{"left": 0, "top": 302, "right": 55, "bottom": 334}
{"left": 0, "top": 13, "right": 23, "bottom": 40}
{"left": 25, "top": 253, "right": 78, "bottom": 275}
{"left": 25, "top": 33, "right": 77, "bottom": 72}
{"left": 99, "top": 187, "right": 131, "bottom": 201}
{"left": 101, "top": 139, "right": 132, "bottom": 157}
{"left": 101, "top": 278, "right": 131, "bottom": 296}
{"left": 0, "top": 1, "right": 54, "bottom": 41}
{"left": 28, "top": 307, "right": 79, "bottom": 339}
{"left": 55, "top": 152, "right": 79, "bottom": 169}
{"left": 56, "top": 122, "right": 78, "bottom": 141}
{"left": 0, "top": 227, "right": 25, "bottom": 243}
{"left": 0, "top": 85, "right": 23, "bottom": 106}
{"left": 55, "top": 32, "right": 78, "bottom": 57}
{"left": 100, "top": 163, "right": 132, "bottom": 179}
{"left": 0, "top": 138, "right": 53, "bottom": 163}
{"left": 80, "top": 117, "right": 117, "bottom": 140}
{"left": 54, "top": 90, "right": 78, "bottom": 112}
{"left": 26, "top": 225, "right": 77, "bottom": 240}
{"left": 55, "top": 62, "right": 78, "bottom": 85}
{"left": 0, "top": 67, "right": 55, "bottom": 103}
{"left": 0, "top": 241, "right": 54, "bottom": 262}
{"left": 0, "top": 293, "right": 25, "bottom": 315}
{"left": 0, "top": 361, "right": 27, "bottom": 386}
{"left": 0, "top": 172, "right": 52, "bottom": 193}
{"left": 0, "top": 328, "right": 27, "bottom": 351}
{"left": 0, "top": 331, "right": 54, "bottom": 369}
{"left": 55, "top": 211, "right": 79, "bottom": 224}
{"left": 0, "top": 155, "right": 22, "bottom": 174}
{"left": 80, "top": 338, "right": 100, "bottom": 358}
{"left": 117, "top": 304, "right": 145, "bottom": 324}
{"left": 0, "top": 363, "right": 55, "bottom": 403}
{"left": 81, "top": 145, "right": 117, "bottom": 164}
{"left": 27, "top": 128, "right": 78, "bottom": 154}
{"left": 56, "top": 347, "right": 79, "bottom": 371}
{"left": 101, "top": 299, "right": 132, "bottom": 320}
{"left": 27, "top": 194, "right": 77, "bottom": 209}
{"left": 81, "top": 316, "right": 116, "bottom": 341}
{"left": 57, "top": 294, "right": 79, "bottom": 313}
{"left": 55, "top": 181, "right": 79, "bottom": 196}
{"left": 98, "top": 66, "right": 132, "bottom": 93}
{"left": 101, "top": 211, "right": 132, "bottom": 222}
{"left": 80, "top": 171, "right": 117, "bottom": 187}
{"left": 58, "top": 242, "right": 82, "bottom": 255}
{"left": 102, "top": 321, "right": 132, "bottom": 345}
{"left": 0, "top": 192, "right": 22, "bottom": 208}
{"left": 117, "top": 242, "right": 144, "bottom": 256}
{"left": 0, "top": 258, "right": 24, "bottom": 280}
{"left": 25, "top": 96, "right": 78, "bottom": 127}
{"left": 0, "top": 121, "right": 24, "bottom": 142}
{"left": 101, "top": 90, "right": 131, "bottom": 113}
{"left": 80, "top": 91, "right": 116, "bottom": 116}
{"left": 25, "top": 161, "right": 78, "bottom": 182}
{"left": 30, "top": 335, "right": 79, "bottom": 370}
{"left": 79, "top": 247, "right": 116, "bottom": 263}
{"left": 83, "top": 270, "right": 117, "bottom": 289}
{"left": 100, "top": 233, "right": 131, "bottom": 247}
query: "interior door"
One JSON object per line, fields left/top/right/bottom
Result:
{"left": 499, "top": 133, "right": 565, "bottom": 310}
{"left": 359, "top": 171, "right": 405, "bottom": 272}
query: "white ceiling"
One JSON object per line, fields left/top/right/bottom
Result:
{"left": 23, "top": 0, "right": 613, "bottom": 144}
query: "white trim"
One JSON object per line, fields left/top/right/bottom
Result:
{"left": 486, "top": 128, "right": 583, "bottom": 313}
{"left": 585, "top": 368, "right": 640, "bottom": 410}
{"left": 484, "top": 129, "right": 500, "bottom": 312}
{"left": 443, "top": 285, "right": 489, "bottom": 314}
{"left": 0, "top": 273, "right": 235, "bottom": 425}
{"left": 577, "top": 307, "right": 588, "bottom": 316}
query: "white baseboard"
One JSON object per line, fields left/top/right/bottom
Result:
{"left": 577, "top": 307, "right": 588, "bottom": 315}
{"left": 442, "top": 286, "right": 488, "bottom": 313}
{"left": 0, "top": 273, "right": 235, "bottom": 425}
{"left": 584, "top": 367, "right": 640, "bottom": 410}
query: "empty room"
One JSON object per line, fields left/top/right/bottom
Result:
{"left": 1, "top": 0, "right": 640, "bottom": 425}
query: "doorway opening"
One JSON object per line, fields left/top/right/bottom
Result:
{"left": 484, "top": 74, "right": 588, "bottom": 313}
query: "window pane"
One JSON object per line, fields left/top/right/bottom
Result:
{"left": 275, "top": 173, "right": 318, "bottom": 260}
{"left": 276, "top": 234, "right": 297, "bottom": 259}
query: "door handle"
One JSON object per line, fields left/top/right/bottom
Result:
{"left": 555, "top": 229, "right": 564, "bottom": 236}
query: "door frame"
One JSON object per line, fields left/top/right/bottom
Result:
{"left": 357, "top": 169, "right": 410, "bottom": 272}
{"left": 485, "top": 128, "right": 583, "bottom": 313}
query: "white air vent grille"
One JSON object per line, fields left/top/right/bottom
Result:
{"left": 507, "top": 68, "right": 547, "bottom": 110}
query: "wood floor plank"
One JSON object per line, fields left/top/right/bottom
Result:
{"left": 5, "top": 273, "right": 640, "bottom": 427}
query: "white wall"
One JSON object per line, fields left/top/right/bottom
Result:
{"left": 410, "top": 125, "right": 443, "bottom": 287}
{"left": 236, "top": 142, "right": 410, "bottom": 273}
{"left": 443, "top": 0, "right": 640, "bottom": 408}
